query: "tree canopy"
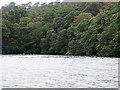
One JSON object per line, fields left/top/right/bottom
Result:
{"left": 1, "top": 2, "right": 120, "bottom": 57}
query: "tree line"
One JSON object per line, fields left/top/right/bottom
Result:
{"left": 1, "top": 2, "right": 120, "bottom": 57}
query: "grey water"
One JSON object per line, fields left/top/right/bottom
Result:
{"left": 1, "top": 55, "right": 118, "bottom": 88}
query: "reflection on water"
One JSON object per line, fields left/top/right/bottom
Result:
{"left": 1, "top": 55, "right": 118, "bottom": 88}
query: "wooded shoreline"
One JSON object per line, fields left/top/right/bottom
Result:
{"left": 1, "top": 2, "right": 120, "bottom": 57}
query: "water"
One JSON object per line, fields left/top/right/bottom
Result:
{"left": 1, "top": 55, "right": 118, "bottom": 88}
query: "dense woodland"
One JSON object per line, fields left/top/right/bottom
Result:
{"left": 1, "top": 2, "right": 120, "bottom": 57}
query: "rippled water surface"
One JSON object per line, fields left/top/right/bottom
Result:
{"left": 1, "top": 55, "right": 118, "bottom": 88}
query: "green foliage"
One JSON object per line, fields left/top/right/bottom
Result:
{"left": 55, "top": 29, "right": 68, "bottom": 54}
{"left": 71, "top": 12, "right": 91, "bottom": 26}
{"left": 46, "top": 30, "right": 57, "bottom": 54}
{"left": 2, "top": 2, "right": 119, "bottom": 57}
{"left": 83, "top": 3, "right": 100, "bottom": 16}
{"left": 67, "top": 40, "right": 77, "bottom": 55}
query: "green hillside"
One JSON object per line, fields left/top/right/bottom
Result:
{"left": 1, "top": 2, "right": 120, "bottom": 57}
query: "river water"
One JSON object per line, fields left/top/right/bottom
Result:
{"left": 1, "top": 55, "right": 118, "bottom": 88}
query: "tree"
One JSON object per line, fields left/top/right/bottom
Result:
{"left": 83, "top": 3, "right": 100, "bottom": 16}
{"left": 46, "top": 30, "right": 57, "bottom": 54}
{"left": 71, "top": 12, "right": 91, "bottom": 26}
{"left": 55, "top": 29, "right": 68, "bottom": 54}
{"left": 40, "top": 38, "right": 49, "bottom": 54}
